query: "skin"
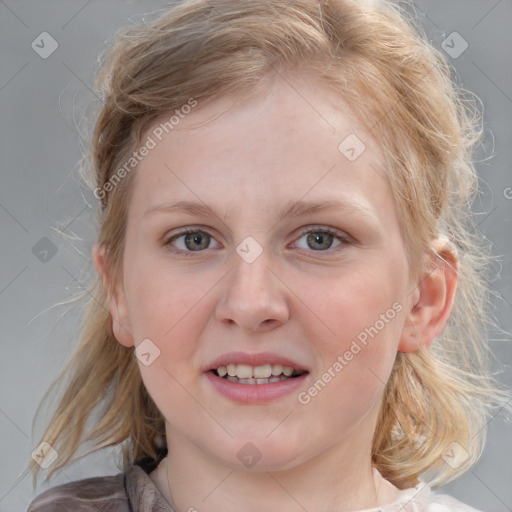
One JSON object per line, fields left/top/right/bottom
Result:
{"left": 94, "top": 72, "right": 457, "bottom": 512}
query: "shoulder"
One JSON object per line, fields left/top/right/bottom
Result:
{"left": 27, "top": 472, "right": 130, "bottom": 512}
{"left": 380, "top": 480, "right": 484, "bottom": 512}
{"left": 424, "top": 492, "right": 484, "bottom": 512}
{"left": 406, "top": 483, "right": 484, "bottom": 512}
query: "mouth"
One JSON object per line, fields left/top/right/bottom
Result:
{"left": 210, "top": 363, "right": 308, "bottom": 385}
{"left": 204, "top": 352, "right": 310, "bottom": 403}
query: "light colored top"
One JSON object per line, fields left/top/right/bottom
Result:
{"left": 27, "top": 464, "right": 483, "bottom": 512}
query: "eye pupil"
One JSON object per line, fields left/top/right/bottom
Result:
{"left": 171, "top": 228, "right": 342, "bottom": 254}
{"left": 307, "top": 232, "right": 333, "bottom": 250}
{"left": 185, "top": 232, "right": 210, "bottom": 251}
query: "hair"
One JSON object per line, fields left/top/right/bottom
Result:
{"left": 28, "top": 0, "right": 510, "bottom": 491}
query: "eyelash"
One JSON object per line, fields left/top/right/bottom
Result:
{"left": 292, "top": 226, "right": 351, "bottom": 254}
{"left": 163, "top": 226, "right": 352, "bottom": 257}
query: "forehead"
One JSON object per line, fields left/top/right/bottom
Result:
{"left": 129, "top": 74, "right": 395, "bottom": 224}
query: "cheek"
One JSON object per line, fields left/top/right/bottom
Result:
{"left": 128, "top": 280, "right": 216, "bottom": 426}
{"left": 124, "top": 255, "right": 215, "bottom": 342}
{"left": 122, "top": 256, "right": 220, "bottom": 401}
{"left": 298, "top": 263, "right": 404, "bottom": 353}
{"left": 295, "top": 262, "right": 405, "bottom": 412}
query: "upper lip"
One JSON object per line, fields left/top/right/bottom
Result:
{"left": 205, "top": 351, "right": 309, "bottom": 372}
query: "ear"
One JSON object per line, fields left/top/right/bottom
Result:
{"left": 398, "top": 238, "right": 458, "bottom": 353}
{"left": 92, "top": 243, "right": 135, "bottom": 348}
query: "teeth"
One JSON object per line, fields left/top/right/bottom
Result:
{"left": 253, "top": 364, "right": 272, "bottom": 378}
{"left": 228, "top": 375, "right": 291, "bottom": 385}
{"left": 215, "top": 363, "right": 297, "bottom": 380}
{"left": 236, "top": 364, "right": 253, "bottom": 379}
{"left": 271, "top": 364, "right": 283, "bottom": 376}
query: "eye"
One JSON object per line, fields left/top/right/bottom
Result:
{"left": 164, "top": 229, "right": 221, "bottom": 253}
{"left": 293, "top": 227, "right": 348, "bottom": 252}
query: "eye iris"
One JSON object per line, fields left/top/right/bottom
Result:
{"left": 307, "top": 232, "right": 333, "bottom": 250}
{"left": 185, "top": 232, "right": 210, "bottom": 250}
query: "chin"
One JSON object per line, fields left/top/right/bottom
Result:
{"left": 211, "top": 436, "right": 308, "bottom": 473}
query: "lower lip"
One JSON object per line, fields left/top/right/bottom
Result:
{"left": 205, "top": 371, "right": 308, "bottom": 404}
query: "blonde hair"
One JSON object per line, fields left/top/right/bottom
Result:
{"left": 28, "top": 0, "right": 509, "bottom": 490}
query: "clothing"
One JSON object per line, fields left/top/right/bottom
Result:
{"left": 27, "top": 459, "right": 482, "bottom": 512}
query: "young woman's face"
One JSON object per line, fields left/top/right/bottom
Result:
{"left": 114, "top": 75, "right": 416, "bottom": 471}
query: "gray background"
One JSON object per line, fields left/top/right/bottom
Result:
{"left": 1, "top": 1, "right": 511, "bottom": 511}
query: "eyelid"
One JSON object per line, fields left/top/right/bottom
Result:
{"left": 290, "top": 225, "right": 353, "bottom": 251}
{"left": 163, "top": 226, "right": 223, "bottom": 255}
{"left": 164, "top": 225, "right": 221, "bottom": 241}
{"left": 163, "top": 224, "right": 352, "bottom": 257}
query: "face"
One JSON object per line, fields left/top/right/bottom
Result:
{"left": 109, "top": 74, "right": 417, "bottom": 471}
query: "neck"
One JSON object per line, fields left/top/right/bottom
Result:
{"left": 154, "top": 425, "right": 400, "bottom": 512}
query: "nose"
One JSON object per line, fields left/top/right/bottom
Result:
{"left": 214, "top": 248, "right": 290, "bottom": 333}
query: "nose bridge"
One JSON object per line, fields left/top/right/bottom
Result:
{"left": 215, "top": 242, "right": 289, "bottom": 331}
{"left": 233, "top": 249, "right": 272, "bottom": 298}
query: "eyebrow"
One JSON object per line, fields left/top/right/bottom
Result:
{"left": 143, "top": 198, "right": 378, "bottom": 226}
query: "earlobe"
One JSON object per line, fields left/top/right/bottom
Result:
{"left": 92, "top": 243, "right": 135, "bottom": 348}
{"left": 398, "top": 238, "right": 458, "bottom": 353}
